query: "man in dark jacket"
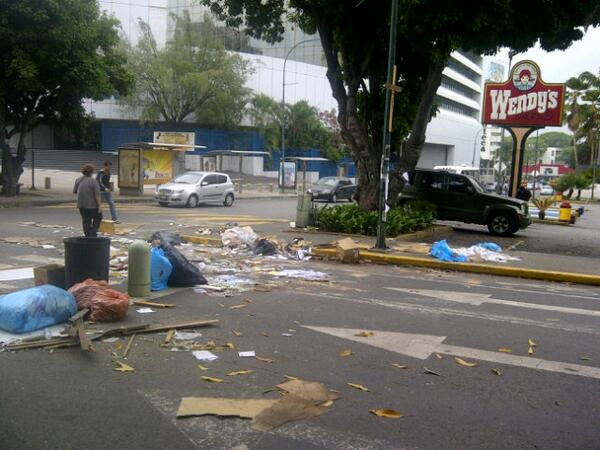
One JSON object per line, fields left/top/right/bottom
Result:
{"left": 97, "top": 161, "right": 119, "bottom": 222}
{"left": 73, "top": 164, "right": 102, "bottom": 237}
{"left": 516, "top": 181, "right": 532, "bottom": 202}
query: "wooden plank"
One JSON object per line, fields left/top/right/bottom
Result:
{"left": 122, "top": 334, "right": 135, "bottom": 358}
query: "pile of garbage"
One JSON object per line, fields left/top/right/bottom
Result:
{"left": 430, "top": 240, "right": 520, "bottom": 263}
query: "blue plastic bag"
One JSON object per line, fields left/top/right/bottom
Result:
{"left": 478, "top": 242, "right": 502, "bottom": 252}
{"left": 151, "top": 247, "right": 173, "bottom": 291}
{"left": 0, "top": 285, "right": 77, "bottom": 334}
{"left": 430, "top": 240, "right": 468, "bottom": 262}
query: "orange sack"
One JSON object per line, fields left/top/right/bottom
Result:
{"left": 68, "top": 279, "right": 129, "bottom": 322}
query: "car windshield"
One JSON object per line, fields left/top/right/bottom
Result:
{"left": 316, "top": 177, "right": 338, "bottom": 186}
{"left": 466, "top": 176, "right": 484, "bottom": 193}
{"left": 172, "top": 174, "right": 201, "bottom": 184}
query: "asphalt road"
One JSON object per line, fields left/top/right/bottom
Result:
{"left": 1, "top": 200, "right": 600, "bottom": 449}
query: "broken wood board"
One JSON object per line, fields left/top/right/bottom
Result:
{"left": 177, "top": 398, "right": 279, "bottom": 419}
{"left": 132, "top": 300, "right": 174, "bottom": 309}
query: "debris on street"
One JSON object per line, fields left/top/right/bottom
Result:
{"left": 430, "top": 240, "right": 521, "bottom": 263}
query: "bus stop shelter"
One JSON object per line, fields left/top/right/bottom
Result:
{"left": 203, "top": 150, "right": 269, "bottom": 193}
{"left": 281, "top": 156, "right": 329, "bottom": 192}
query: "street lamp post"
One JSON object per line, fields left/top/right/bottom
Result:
{"left": 280, "top": 38, "right": 320, "bottom": 191}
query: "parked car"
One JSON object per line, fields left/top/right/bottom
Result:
{"left": 398, "top": 169, "right": 531, "bottom": 236}
{"left": 539, "top": 185, "right": 554, "bottom": 196}
{"left": 484, "top": 181, "right": 497, "bottom": 193}
{"left": 155, "top": 171, "right": 235, "bottom": 207}
{"left": 309, "top": 176, "right": 356, "bottom": 202}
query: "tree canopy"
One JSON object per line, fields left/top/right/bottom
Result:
{"left": 122, "top": 12, "right": 251, "bottom": 128}
{"left": 0, "top": 0, "right": 133, "bottom": 196}
{"left": 201, "top": 0, "right": 600, "bottom": 210}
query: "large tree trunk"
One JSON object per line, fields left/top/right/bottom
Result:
{"left": 0, "top": 112, "right": 26, "bottom": 197}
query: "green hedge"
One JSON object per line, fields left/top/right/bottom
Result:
{"left": 315, "top": 201, "right": 436, "bottom": 236}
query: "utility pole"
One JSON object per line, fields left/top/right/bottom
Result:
{"left": 375, "top": 0, "right": 399, "bottom": 249}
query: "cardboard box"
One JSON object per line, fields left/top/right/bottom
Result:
{"left": 336, "top": 238, "right": 361, "bottom": 263}
{"left": 34, "top": 264, "right": 65, "bottom": 289}
{"left": 99, "top": 220, "right": 116, "bottom": 234}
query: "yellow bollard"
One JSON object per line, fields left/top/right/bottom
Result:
{"left": 559, "top": 201, "right": 571, "bottom": 222}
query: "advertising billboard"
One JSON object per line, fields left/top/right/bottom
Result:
{"left": 482, "top": 60, "right": 565, "bottom": 127}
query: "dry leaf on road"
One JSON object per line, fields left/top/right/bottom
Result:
{"left": 257, "top": 357, "right": 275, "bottom": 363}
{"left": 423, "top": 367, "right": 441, "bottom": 376}
{"left": 528, "top": 339, "right": 537, "bottom": 347}
{"left": 113, "top": 361, "right": 135, "bottom": 373}
{"left": 340, "top": 349, "right": 353, "bottom": 357}
{"left": 354, "top": 331, "right": 374, "bottom": 337}
{"left": 201, "top": 376, "right": 225, "bottom": 383}
{"left": 497, "top": 347, "right": 513, "bottom": 353}
{"left": 225, "top": 342, "right": 236, "bottom": 349}
{"left": 233, "top": 331, "right": 243, "bottom": 336}
{"left": 370, "top": 409, "right": 402, "bottom": 418}
{"left": 229, "top": 304, "right": 247, "bottom": 310}
{"left": 528, "top": 346, "right": 534, "bottom": 355}
{"left": 455, "top": 357, "right": 478, "bottom": 367}
{"left": 391, "top": 364, "right": 407, "bottom": 369}
{"left": 491, "top": 368, "right": 502, "bottom": 376}
{"left": 197, "top": 365, "right": 209, "bottom": 371}
{"left": 435, "top": 353, "right": 444, "bottom": 360}
{"left": 227, "top": 370, "right": 254, "bottom": 376}
{"left": 347, "top": 382, "right": 369, "bottom": 392}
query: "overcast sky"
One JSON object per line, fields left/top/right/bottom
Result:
{"left": 494, "top": 26, "right": 600, "bottom": 83}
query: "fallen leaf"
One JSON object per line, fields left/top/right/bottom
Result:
{"left": 435, "top": 353, "right": 444, "bottom": 360}
{"left": 233, "top": 331, "right": 243, "bottom": 337}
{"left": 283, "top": 375, "right": 300, "bottom": 381}
{"left": 423, "top": 367, "right": 441, "bottom": 376}
{"left": 261, "top": 332, "right": 269, "bottom": 337}
{"left": 197, "top": 365, "right": 209, "bottom": 371}
{"left": 113, "top": 361, "right": 135, "bottom": 373}
{"left": 580, "top": 357, "right": 592, "bottom": 361}
{"left": 497, "top": 347, "right": 513, "bottom": 353}
{"left": 225, "top": 342, "right": 236, "bottom": 349}
{"left": 370, "top": 409, "right": 402, "bottom": 418}
{"left": 320, "top": 400, "right": 334, "bottom": 407}
{"left": 455, "top": 357, "right": 478, "bottom": 367}
{"left": 229, "top": 304, "right": 247, "bottom": 310}
{"left": 244, "top": 298, "right": 252, "bottom": 303}
{"left": 391, "top": 364, "right": 407, "bottom": 369}
{"left": 256, "top": 357, "right": 275, "bottom": 363}
{"left": 528, "top": 339, "right": 537, "bottom": 347}
{"left": 340, "top": 349, "right": 353, "bottom": 357}
{"left": 201, "top": 376, "right": 225, "bottom": 383}
{"left": 354, "top": 331, "right": 374, "bottom": 337}
{"left": 347, "top": 382, "right": 369, "bottom": 392}
{"left": 491, "top": 368, "right": 502, "bottom": 376}
{"left": 227, "top": 370, "right": 254, "bottom": 376}
{"left": 528, "top": 346, "right": 534, "bottom": 355}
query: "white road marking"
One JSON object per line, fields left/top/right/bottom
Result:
{"left": 298, "top": 291, "right": 600, "bottom": 336}
{"left": 387, "top": 287, "right": 600, "bottom": 317}
{"left": 304, "top": 326, "right": 600, "bottom": 380}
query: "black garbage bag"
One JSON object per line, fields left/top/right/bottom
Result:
{"left": 162, "top": 244, "right": 207, "bottom": 287}
{"left": 150, "top": 231, "right": 185, "bottom": 247}
{"left": 253, "top": 238, "right": 279, "bottom": 256}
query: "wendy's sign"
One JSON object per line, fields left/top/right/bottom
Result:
{"left": 482, "top": 60, "right": 565, "bottom": 127}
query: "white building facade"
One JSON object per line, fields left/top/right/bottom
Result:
{"left": 88, "top": 1, "right": 484, "bottom": 167}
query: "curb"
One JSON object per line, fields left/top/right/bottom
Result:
{"left": 532, "top": 218, "right": 572, "bottom": 226}
{"left": 311, "top": 248, "right": 600, "bottom": 286}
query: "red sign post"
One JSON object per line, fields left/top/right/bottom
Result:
{"left": 482, "top": 60, "right": 565, "bottom": 196}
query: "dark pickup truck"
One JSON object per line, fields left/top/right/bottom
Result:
{"left": 398, "top": 169, "right": 531, "bottom": 236}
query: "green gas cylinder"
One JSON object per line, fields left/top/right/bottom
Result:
{"left": 128, "top": 240, "right": 151, "bottom": 297}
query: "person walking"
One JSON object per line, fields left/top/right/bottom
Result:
{"left": 97, "top": 161, "right": 119, "bottom": 223}
{"left": 516, "top": 181, "right": 532, "bottom": 202}
{"left": 73, "top": 164, "right": 102, "bottom": 237}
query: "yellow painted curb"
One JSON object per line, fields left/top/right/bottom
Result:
{"left": 532, "top": 219, "right": 572, "bottom": 226}
{"left": 181, "top": 235, "right": 223, "bottom": 247}
{"left": 311, "top": 248, "right": 600, "bottom": 286}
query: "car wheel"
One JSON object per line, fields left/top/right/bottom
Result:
{"left": 223, "top": 193, "right": 234, "bottom": 207}
{"left": 186, "top": 194, "right": 198, "bottom": 208}
{"left": 487, "top": 211, "right": 516, "bottom": 236}
{"left": 331, "top": 193, "right": 337, "bottom": 203}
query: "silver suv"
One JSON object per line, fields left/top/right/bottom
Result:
{"left": 155, "top": 171, "right": 235, "bottom": 207}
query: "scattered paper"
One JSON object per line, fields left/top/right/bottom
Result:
{"left": 370, "top": 409, "right": 402, "bottom": 418}
{"left": 239, "top": 351, "right": 256, "bottom": 358}
{"left": 455, "top": 357, "right": 478, "bottom": 367}
{"left": 41, "top": 244, "right": 56, "bottom": 249}
{"left": 423, "top": 367, "right": 441, "bottom": 376}
{"left": 102, "top": 337, "right": 120, "bottom": 343}
{"left": 347, "top": 382, "right": 369, "bottom": 392}
{"left": 174, "top": 331, "right": 202, "bottom": 341}
{"left": 136, "top": 307, "right": 155, "bottom": 314}
{"left": 192, "top": 351, "right": 219, "bottom": 361}
{"left": 281, "top": 333, "right": 293, "bottom": 337}
{"left": 0, "top": 267, "right": 34, "bottom": 281}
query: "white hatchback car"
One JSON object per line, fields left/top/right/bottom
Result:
{"left": 155, "top": 171, "right": 235, "bottom": 207}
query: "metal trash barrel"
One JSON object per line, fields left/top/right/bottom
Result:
{"left": 63, "top": 237, "right": 111, "bottom": 288}
{"left": 296, "top": 194, "right": 312, "bottom": 228}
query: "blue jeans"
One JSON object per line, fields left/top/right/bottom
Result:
{"left": 101, "top": 191, "right": 118, "bottom": 221}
